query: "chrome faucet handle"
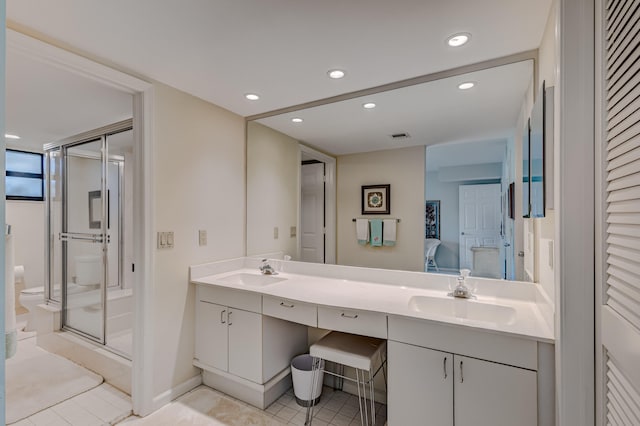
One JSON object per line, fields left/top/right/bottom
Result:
{"left": 259, "top": 259, "right": 276, "bottom": 275}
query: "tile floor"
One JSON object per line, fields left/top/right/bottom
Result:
{"left": 117, "top": 385, "right": 385, "bottom": 426}
{"left": 266, "top": 386, "right": 387, "bottom": 426}
{"left": 9, "top": 383, "right": 132, "bottom": 426}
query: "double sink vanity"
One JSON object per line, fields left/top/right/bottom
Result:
{"left": 190, "top": 257, "right": 555, "bottom": 426}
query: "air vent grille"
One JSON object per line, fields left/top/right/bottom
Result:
{"left": 390, "top": 132, "right": 411, "bottom": 140}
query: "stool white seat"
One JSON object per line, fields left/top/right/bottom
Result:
{"left": 305, "top": 332, "right": 386, "bottom": 426}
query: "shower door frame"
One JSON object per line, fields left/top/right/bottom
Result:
{"left": 45, "top": 120, "right": 132, "bottom": 345}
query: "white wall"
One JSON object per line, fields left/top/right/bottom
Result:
{"left": 246, "top": 122, "right": 299, "bottom": 259}
{"left": 337, "top": 146, "right": 424, "bottom": 272}
{"left": 534, "top": 2, "right": 557, "bottom": 303}
{"left": 6, "top": 201, "right": 45, "bottom": 289}
{"left": 151, "top": 82, "right": 245, "bottom": 398}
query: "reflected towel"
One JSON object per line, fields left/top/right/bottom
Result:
{"left": 383, "top": 219, "right": 397, "bottom": 246}
{"left": 370, "top": 219, "right": 383, "bottom": 247}
{"left": 356, "top": 219, "right": 369, "bottom": 245}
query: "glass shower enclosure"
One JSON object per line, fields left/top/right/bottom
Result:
{"left": 45, "top": 120, "right": 130, "bottom": 350}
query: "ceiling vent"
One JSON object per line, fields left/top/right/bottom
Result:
{"left": 390, "top": 132, "right": 411, "bottom": 140}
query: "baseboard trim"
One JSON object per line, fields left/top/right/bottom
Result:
{"left": 150, "top": 374, "right": 202, "bottom": 413}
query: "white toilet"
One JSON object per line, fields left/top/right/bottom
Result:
{"left": 18, "top": 255, "right": 102, "bottom": 332}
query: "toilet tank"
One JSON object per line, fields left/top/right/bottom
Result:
{"left": 75, "top": 255, "right": 102, "bottom": 286}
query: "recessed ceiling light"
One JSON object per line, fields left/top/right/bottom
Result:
{"left": 327, "top": 69, "right": 346, "bottom": 79}
{"left": 363, "top": 102, "right": 376, "bottom": 109}
{"left": 447, "top": 33, "right": 471, "bottom": 47}
{"left": 291, "top": 118, "right": 303, "bottom": 123}
{"left": 245, "top": 93, "right": 260, "bottom": 101}
{"left": 457, "top": 82, "right": 475, "bottom": 90}
{"left": 5, "top": 134, "right": 20, "bottom": 139}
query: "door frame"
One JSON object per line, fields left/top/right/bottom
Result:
{"left": 458, "top": 183, "right": 503, "bottom": 274}
{"left": 298, "top": 144, "right": 336, "bottom": 264}
{"left": 7, "top": 30, "right": 157, "bottom": 416}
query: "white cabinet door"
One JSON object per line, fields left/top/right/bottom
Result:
{"left": 228, "top": 308, "right": 263, "bottom": 383}
{"left": 454, "top": 355, "right": 537, "bottom": 426}
{"left": 387, "top": 341, "right": 453, "bottom": 426}
{"left": 195, "top": 301, "right": 228, "bottom": 372}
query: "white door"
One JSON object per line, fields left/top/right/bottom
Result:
{"left": 301, "top": 163, "right": 325, "bottom": 263}
{"left": 598, "top": 2, "right": 640, "bottom": 423}
{"left": 387, "top": 341, "right": 453, "bottom": 425}
{"left": 228, "top": 308, "right": 263, "bottom": 383}
{"left": 454, "top": 355, "right": 537, "bottom": 426}
{"left": 194, "top": 301, "right": 228, "bottom": 371}
{"left": 459, "top": 184, "right": 502, "bottom": 271}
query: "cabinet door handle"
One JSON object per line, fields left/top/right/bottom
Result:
{"left": 341, "top": 312, "right": 359, "bottom": 319}
{"left": 280, "top": 301, "right": 295, "bottom": 308}
{"left": 228, "top": 310, "right": 233, "bottom": 326}
{"left": 443, "top": 356, "right": 448, "bottom": 380}
{"left": 459, "top": 360, "right": 464, "bottom": 383}
{"left": 220, "top": 309, "right": 226, "bottom": 324}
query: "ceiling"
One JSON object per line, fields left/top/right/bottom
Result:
{"left": 5, "top": 0, "right": 551, "bottom": 154}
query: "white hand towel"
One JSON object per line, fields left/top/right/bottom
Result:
{"left": 356, "top": 219, "right": 369, "bottom": 245}
{"left": 383, "top": 219, "right": 397, "bottom": 246}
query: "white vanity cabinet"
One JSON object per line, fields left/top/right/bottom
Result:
{"left": 194, "top": 284, "right": 307, "bottom": 388}
{"left": 388, "top": 341, "right": 537, "bottom": 426}
{"left": 387, "top": 341, "right": 453, "bottom": 425}
{"left": 387, "top": 316, "right": 541, "bottom": 426}
{"left": 195, "top": 300, "right": 263, "bottom": 383}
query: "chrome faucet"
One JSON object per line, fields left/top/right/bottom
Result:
{"left": 259, "top": 259, "right": 276, "bottom": 275}
{"left": 450, "top": 269, "right": 475, "bottom": 299}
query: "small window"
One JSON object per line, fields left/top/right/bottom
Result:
{"left": 6, "top": 149, "right": 44, "bottom": 201}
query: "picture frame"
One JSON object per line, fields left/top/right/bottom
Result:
{"left": 425, "top": 200, "right": 440, "bottom": 240}
{"left": 361, "top": 184, "right": 390, "bottom": 215}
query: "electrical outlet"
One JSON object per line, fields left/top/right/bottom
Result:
{"left": 199, "top": 230, "right": 207, "bottom": 246}
{"left": 290, "top": 226, "right": 297, "bottom": 237}
{"left": 273, "top": 227, "right": 279, "bottom": 239}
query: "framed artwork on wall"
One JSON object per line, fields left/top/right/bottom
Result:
{"left": 361, "top": 184, "right": 390, "bottom": 214}
{"left": 425, "top": 200, "right": 440, "bottom": 240}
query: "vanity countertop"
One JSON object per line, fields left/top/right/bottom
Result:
{"left": 190, "top": 258, "right": 554, "bottom": 343}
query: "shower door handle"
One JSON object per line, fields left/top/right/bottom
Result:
{"left": 60, "top": 232, "right": 109, "bottom": 243}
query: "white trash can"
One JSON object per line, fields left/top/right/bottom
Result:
{"left": 291, "top": 354, "right": 324, "bottom": 407}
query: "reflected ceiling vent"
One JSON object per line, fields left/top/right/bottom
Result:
{"left": 390, "top": 132, "right": 411, "bottom": 140}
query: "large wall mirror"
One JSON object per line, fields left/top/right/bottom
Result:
{"left": 246, "top": 56, "right": 537, "bottom": 284}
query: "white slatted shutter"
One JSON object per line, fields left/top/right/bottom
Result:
{"left": 602, "top": 0, "right": 640, "bottom": 424}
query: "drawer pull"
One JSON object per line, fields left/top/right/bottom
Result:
{"left": 340, "top": 312, "right": 359, "bottom": 319}
{"left": 280, "top": 301, "right": 295, "bottom": 308}
{"left": 220, "top": 309, "right": 226, "bottom": 324}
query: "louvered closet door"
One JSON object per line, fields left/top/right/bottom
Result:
{"left": 602, "top": 0, "right": 640, "bottom": 424}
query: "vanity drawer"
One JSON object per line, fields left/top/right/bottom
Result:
{"left": 318, "top": 306, "right": 387, "bottom": 339}
{"left": 263, "top": 296, "right": 317, "bottom": 327}
{"left": 197, "top": 284, "right": 262, "bottom": 313}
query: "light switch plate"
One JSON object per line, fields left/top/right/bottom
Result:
{"left": 199, "top": 230, "right": 207, "bottom": 246}
{"left": 273, "top": 227, "right": 279, "bottom": 239}
{"left": 166, "top": 232, "right": 174, "bottom": 248}
{"left": 290, "top": 226, "right": 296, "bottom": 237}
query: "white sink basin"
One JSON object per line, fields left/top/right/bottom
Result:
{"left": 217, "top": 272, "right": 286, "bottom": 287}
{"left": 408, "top": 295, "right": 516, "bottom": 325}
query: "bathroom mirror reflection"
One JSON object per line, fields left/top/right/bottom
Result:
{"left": 247, "top": 58, "right": 535, "bottom": 282}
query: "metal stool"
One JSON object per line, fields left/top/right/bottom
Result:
{"left": 305, "top": 331, "right": 386, "bottom": 425}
